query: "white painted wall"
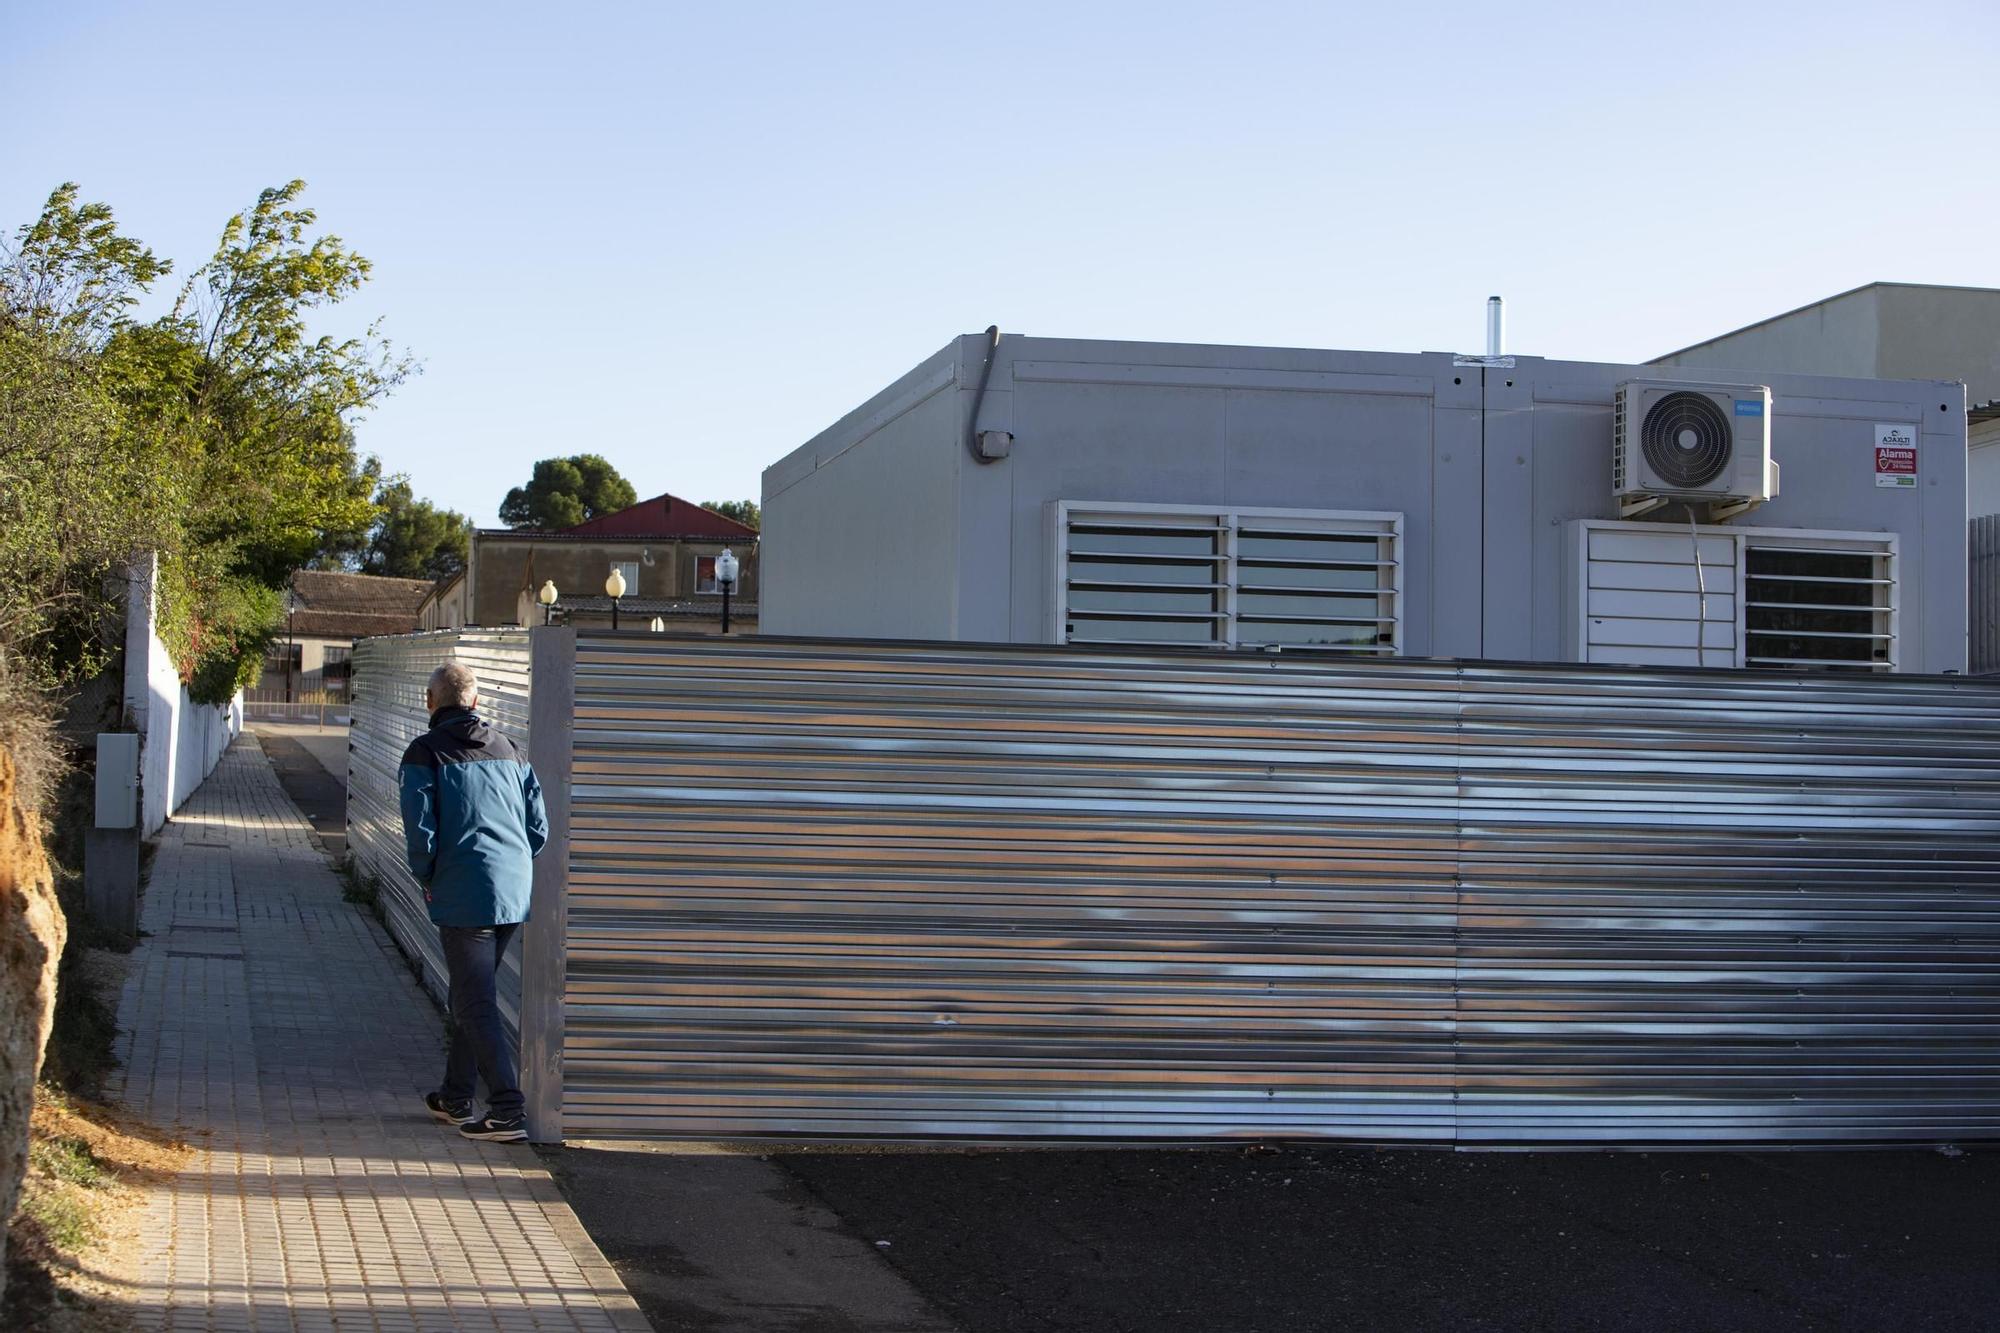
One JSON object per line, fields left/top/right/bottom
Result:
{"left": 761, "top": 343, "right": 966, "bottom": 639}
{"left": 123, "top": 555, "right": 242, "bottom": 836}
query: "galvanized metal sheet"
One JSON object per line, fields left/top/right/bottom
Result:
{"left": 348, "top": 631, "right": 533, "bottom": 1030}
{"left": 1974, "top": 514, "right": 2000, "bottom": 676}
{"left": 560, "top": 636, "right": 2000, "bottom": 1144}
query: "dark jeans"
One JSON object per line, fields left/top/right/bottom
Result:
{"left": 438, "top": 923, "right": 523, "bottom": 1120}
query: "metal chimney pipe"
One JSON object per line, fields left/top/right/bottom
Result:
{"left": 1486, "top": 295, "right": 1504, "bottom": 357}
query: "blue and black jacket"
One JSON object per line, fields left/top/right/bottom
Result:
{"left": 399, "top": 706, "right": 548, "bottom": 926}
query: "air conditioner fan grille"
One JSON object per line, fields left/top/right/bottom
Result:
{"left": 1640, "top": 391, "right": 1733, "bottom": 489}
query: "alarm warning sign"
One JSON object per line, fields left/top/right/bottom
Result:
{"left": 1875, "top": 423, "right": 1917, "bottom": 489}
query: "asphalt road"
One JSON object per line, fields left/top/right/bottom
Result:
{"left": 777, "top": 1143, "right": 1999, "bottom": 1333}
{"left": 252, "top": 724, "right": 348, "bottom": 860}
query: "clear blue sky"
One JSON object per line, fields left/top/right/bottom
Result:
{"left": 6, "top": 2, "right": 1997, "bottom": 526}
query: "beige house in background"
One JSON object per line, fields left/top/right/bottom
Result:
{"left": 253, "top": 570, "right": 432, "bottom": 705}
{"left": 419, "top": 491, "right": 759, "bottom": 634}
{"left": 418, "top": 571, "right": 469, "bottom": 631}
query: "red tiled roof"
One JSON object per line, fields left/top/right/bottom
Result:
{"left": 558, "top": 493, "right": 757, "bottom": 540}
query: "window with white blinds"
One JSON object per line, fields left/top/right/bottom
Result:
{"left": 1057, "top": 505, "right": 1402, "bottom": 653}
{"left": 1572, "top": 522, "right": 1897, "bottom": 672}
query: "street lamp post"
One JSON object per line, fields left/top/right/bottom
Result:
{"left": 716, "top": 548, "right": 739, "bottom": 636}
{"left": 537, "top": 579, "right": 558, "bottom": 625}
{"left": 284, "top": 581, "right": 296, "bottom": 704}
{"left": 604, "top": 567, "right": 626, "bottom": 631}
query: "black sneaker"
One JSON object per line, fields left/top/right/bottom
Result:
{"left": 425, "top": 1092, "right": 476, "bottom": 1126}
{"left": 459, "top": 1113, "right": 527, "bottom": 1143}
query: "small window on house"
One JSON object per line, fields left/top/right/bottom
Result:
{"left": 695, "top": 556, "right": 718, "bottom": 594}
{"left": 1744, "top": 545, "right": 1895, "bottom": 671}
{"left": 1059, "top": 505, "right": 1401, "bottom": 653}
{"left": 612, "top": 561, "right": 641, "bottom": 595}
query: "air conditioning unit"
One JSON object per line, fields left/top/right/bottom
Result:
{"left": 1613, "top": 379, "right": 1778, "bottom": 520}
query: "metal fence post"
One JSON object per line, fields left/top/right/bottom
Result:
{"left": 522, "top": 626, "right": 575, "bottom": 1143}
{"left": 1972, "top": 514, "right": 1998, "bottom": 674}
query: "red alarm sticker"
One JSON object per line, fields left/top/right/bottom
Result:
{"left": 1875, "top": 424, "right": 1917, "bottom": 489}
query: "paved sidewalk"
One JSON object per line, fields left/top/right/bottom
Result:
{"left": 108, "top": 735, "right": 648, "bottom": 1332}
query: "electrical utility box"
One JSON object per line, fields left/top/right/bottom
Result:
{"left": 95, "top": 732, "right": 140, "bottom": 829}
{"left": 87, "top": 732, "right": 142, "bottom": 936}
{"left": 760, "top": 337, "right": 1967, "bottom": 674}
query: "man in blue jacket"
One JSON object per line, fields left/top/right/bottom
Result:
{"left": 399, "top": 661, "right": 548, "bottom": 1142}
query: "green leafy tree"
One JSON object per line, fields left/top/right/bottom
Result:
{"left": 2, "top": 189, "right": 181, "bottom": 684}
{"left": 700, "top": 499, "right": 760, "bottom": 530}
{"left": 498, "top": 454, "right": 636, "bottom": 530}
{"left": 0, "top": 179, "right": 412, "bottom": 699}
{"left": 149, "top": 180, "right": 410, "bottom": 590}
{"left": 2, "top": 183, "right": 169, "bottom": 348}
{"left": 362, "top": 479, "right": 470, "bottom": 579}
{"left": 304, "top": 450, "right": 385, "bottom": 571}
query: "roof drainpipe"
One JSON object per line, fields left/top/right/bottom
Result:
{"left": 967, "top": 326, "right": 1013, "bottom": 464}
{"left": 1486, "top": 295, "right": 1504, "bottom": 358}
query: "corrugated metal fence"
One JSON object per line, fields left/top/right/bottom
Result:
{"left": 1973, "top": 514, "right": 2000, "bottom": 675}
{"left": 350, "top": 630, "right": 2000, "bottom": 1146}
{"left": 560, "top": 635, "right": 2000, "bottom": 1145}
{"left": 349, "top": 630, "right": 533, "bottom": 1028}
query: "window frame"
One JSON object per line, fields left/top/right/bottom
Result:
{"left": 1050, "top": 501, "right": 1404, "bottom": 654}
{"left": 1568, "top": 519, "right": 1899, "bottom": 672}
{"left": 611, "top": 560, "right": 641, "bottom": 597}
{"left": 1740, "top": 538, "right": 1899, "bottom": 672}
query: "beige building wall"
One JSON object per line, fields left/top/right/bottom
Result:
{"left": 1653, "top": 285, "right": 1884, "bottom": 381}
{"left": 468, "top": 535, "right": 759, "bottom": 626}
{"left": 1872, "top": 286, "right": 2000, "bottom": 399}
{"left": 420, "top": 576, "right": 467, "bottom": 631}
{"left": 1653, "top": 284, "right": 2000, "bottom": 404}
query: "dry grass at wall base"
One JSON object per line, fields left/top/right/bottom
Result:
{"left": 7, "top": 1088, "right": 192, "bottom": 1331}
{"left": 4, "top": 662, "right": 186, "bottom": 1330}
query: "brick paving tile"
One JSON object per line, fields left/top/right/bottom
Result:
{"left": 108, "top": 737, "right": 648, "bottom": 1332}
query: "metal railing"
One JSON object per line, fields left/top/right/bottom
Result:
{"left": 242, "top": 699, "right": 350, "bottom": 726}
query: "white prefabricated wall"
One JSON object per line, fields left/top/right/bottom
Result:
{"left": 763, "top": 337, "right": 1968, "bottom": 672}
{"left": 124, "top": 555, "right": 242, "bottom": 835}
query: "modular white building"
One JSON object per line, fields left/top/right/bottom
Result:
{"left": 762, "top": 336, "right": 1968, "bottom": 673}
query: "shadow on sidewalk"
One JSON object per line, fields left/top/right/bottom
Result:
{"left": 254, "top": 728, "right": 347, "bottom": 861}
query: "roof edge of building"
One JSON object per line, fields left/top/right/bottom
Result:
{"left": 1648, "top": 282, "right": 1884, "bottom": 364}
{"left": 473, "top": 528, "right": 757, "bottom": 542}
{"left": 1650, "top": 281, "right": 2000, "bottom": 366}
